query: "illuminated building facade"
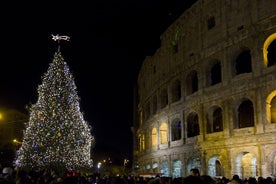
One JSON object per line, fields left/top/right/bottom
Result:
{"left": 133, "top": 0, "right": 276, "bottom": 179}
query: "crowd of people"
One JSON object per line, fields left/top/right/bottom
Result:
{"left": 0, "top": 165, "right": 276, "bottom": 184}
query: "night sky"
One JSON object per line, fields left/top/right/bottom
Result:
{"left": 0, "top": 1, "right": 196, "bottom": 161}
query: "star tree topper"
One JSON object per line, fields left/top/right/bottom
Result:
{"left": 51, "top": 34, "right": 70, "bottom": 42}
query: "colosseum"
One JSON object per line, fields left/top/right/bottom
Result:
{"left": 133, "top": 0, "right": 276, "bottom": 180}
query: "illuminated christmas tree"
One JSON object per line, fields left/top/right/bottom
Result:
{"left": 15, "top": 41, "right": 94, "bottom": 172}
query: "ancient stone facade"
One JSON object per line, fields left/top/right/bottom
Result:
{"left": 134, "top": 0, "right": 276, "bottom": 180}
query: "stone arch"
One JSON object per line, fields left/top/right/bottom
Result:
{"left": 269, "top": 152, "right": 276, "bottom": 177}
{"left": 234, "top": 152, "right": 257, "bottom": 179}
{"left": 159, "top": 123, "right": 168, "bottom": 144}
{"left": 206, "top": 59, "right": 222, "bottom": 86}
{"left": 187, "top": 157, "right": 200, "bottom": 175}
{"left": 230, "top": 47, "right": 251, "bottom": 76}
{"left": 172, "top": 159, "right": 182, "bottom": 178}
{"left": 238, "top": 100, "right": 254, "bottom": 128}
{"left": 146, "top": 162, "right": 151, "bottom": 171}
{"left": 206, "top": 105, "right": 223, "bottom": 133}
{"left": 233, "top": 98, "right": 254, "bottom": 129}
{"left": 186, "top": 70, "right": 198, "bottom": 95}
{"left": 263, "top": 33, "right": 276, "bottom": 67}
{"left": 170, "top": 79, "right": 182, "bottom": 103}
{"left": 266, "top": 90, "right": 276, "bottom": 124}
{"left": 187, "top": 112, "right": 200, "bottom": 137}
{"left": 160, "top": 88, "right": 168, "bottom": 108}
{"left": 161, "top": 160, "right": 169, "bottom": 176}
{"left": 208, "top": 154, "right": 223, "bottom": 177}
{"left": 235, "top": 49, "right": 252, "bottom": 75}
{"left": 171, "top": 118, "right": 182, "bottom": 141}
{"left": 152, "top": 162, "right": 159, "bottom": 173}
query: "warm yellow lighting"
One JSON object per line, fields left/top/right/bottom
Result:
{"left": 0, "top": 113, "right": 3, "bottom": 120}
{"left": 263, "top": 33, "right": 276, "bottom": 67}
{"left": 124, "top": 159, "right": 129, "bottom": 166}
{"left": 97, "top": 162, "right": 102, "bottom": 168}
{"left": 160, "top": 123, "right": 168, "bottom": 144}
{"left": 139, "top": 134, "right": 145, "bottom": 151}
{"left": 152, "top": 128, "right": 157, "bottom": 147}
{"left": 13, "top": 139, "right": 22, "bottom": 144}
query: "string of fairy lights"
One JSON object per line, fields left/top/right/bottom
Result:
{"left": 15, "top": 36, "right": 94, "bottom": 170}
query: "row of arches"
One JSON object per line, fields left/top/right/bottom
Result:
{"left": 141, "top": 34, "right": 276, "bottom": 123}
{"left": 138, "top": 92, "right": 276, "bottom": 150}
{"left": 139, "top": 151, "right": 276, "bottom": 179}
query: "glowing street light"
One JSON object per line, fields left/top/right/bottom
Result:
{"left": 97, "top": 162, "right": 102, "bottom": 173}
{"left": 13, "top": 139, "right": 22, "bottom": 145}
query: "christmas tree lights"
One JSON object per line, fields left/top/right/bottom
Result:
{"left": 15, "top": 50, "right": 94, "bottom": 171}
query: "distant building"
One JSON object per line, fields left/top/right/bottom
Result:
{"left": 133, "top": 0, "right": 276, "bottom": 179}
{"left": 0, "top": 108, "right": 28, "bottom": 165}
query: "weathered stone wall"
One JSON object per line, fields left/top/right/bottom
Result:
{"left": 135, "top": 0, "right": 276, "bottom": 179}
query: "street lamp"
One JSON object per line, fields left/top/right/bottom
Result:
{"left": 13, "top": 139, "right": 22, "bottom": 145}
{"left": 0, "top": 110, "right": 28, "bottom": 147}
{"left": 97, "top": 162, "right": 102, "bottom": 174}
{"left": 0, "top": 109, "right": 27, "bottom": 166}
{"left": 13, "top": 139, "right": 22, "bottom": 151}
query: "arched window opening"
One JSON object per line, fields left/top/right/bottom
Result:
{"left": 187, "top": 113, "right": 200, "bottom": 138}
{"left": 161, "top": 160, "right": 169, "bottom": 177}
{"left": 235, "top": 50, "right": 252, "bottom": 75}
{"left": 270, "top": 96, "right": 276, "bottom": 123}
{"left": 267, "top": 39, "right": 276, "bottom": 67}
{"left": 207, "top": 16, "right": 216, "bottom": 30}
{"left": 187, "top": 71, "right": 198, "bottom": 95}
{"left": 240, "top": 152, "right": 257, "bottom": 179}
{"left": 213, "top": 108, "right": 223, "bottom": 132}
{"left": 187, "top": 158, "right": 200, "bottom": 176}
{"left": 152, "top": 128, "right": 157, "bottom": 147}
{"left": 263, "top": 33, "right": 276, "bottom": 67}
{"left": 171, "top": 119, "right": 182, "bottom": 141}
{"left": 211, "top": 62, "right": 222, "bottom": 85}
{"left": 172, "top": 160, "right": 182, "bottom": 178}
{"left": 146, "top": 163, "right": 151, "bottom": 171}
{"left": 207, "top": 107, "right": 223, "bottom": 133}
{"left": 152, "top": 162, "right": 158, "bottom": 173}
{"left": 238, "top": 100, "right": 254, "bottom": 128}
{"left": 160, "top": 88, "right": 168, "bottom": 108}
{"left": 208, "top": 156, "right": 223, "bottom": 177}
{"left": 171, "top": 80, "right": 181, "bottom": 103}
{"left": 159, "top": 123, "right": 168, "bottom": 144}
